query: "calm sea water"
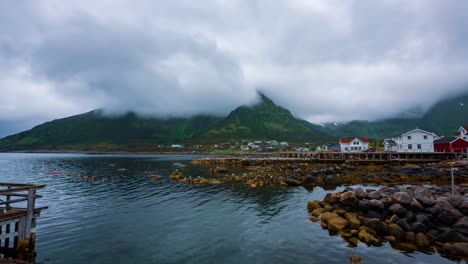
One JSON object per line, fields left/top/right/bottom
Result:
{"left": 0, "top": 153, "right": 454, "bottom": 264}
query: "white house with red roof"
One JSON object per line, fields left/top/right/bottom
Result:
{"left": 454, "top": 126, "right": 468, "bottom": 140}
{"left": 384, "top": 128, "right": 439, "bottom": 152}
{"left": 339, "top": 138, "right": 369, "bottom": 152}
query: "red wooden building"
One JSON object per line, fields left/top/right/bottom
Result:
{"left": 434, "top": 137, "right": 468, "bottom": 153}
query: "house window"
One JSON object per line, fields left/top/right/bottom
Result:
{"left": 424, "top": 135, "right": 427, "bottom": 140}
{"left": 345, "top": 147, "right": 348, "bottom": 151}
{"left": 408, "top": 144, "right": 413, "bottom": 149}
{"left": 407, "top": 136, "right": 411, "bottom": 140}
{"left": 417, "top": 144, "right": 421, "bottom": 149}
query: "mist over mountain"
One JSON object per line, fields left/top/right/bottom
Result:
{"left": 322, "top": 91, "right": 468, "bottom": 138}
{"left": 1, "top": 91, "right": 467, "bottom": 151}
{"left": 0, "top": 94, "right": 333, "bottom": 151}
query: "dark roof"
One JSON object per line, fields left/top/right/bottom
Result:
{"left": 434, "top": 137, "right": 456, "bottom": 144}
{"left": 340, "top": 137, "right": 369, "bottom": 143}
{"left": 384, "top": 139, "right": 397, "bottom": 145}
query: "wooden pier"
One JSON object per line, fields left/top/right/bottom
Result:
{"left": 278, "top": 151, "right": 458, "bottom": 163}
{"left": 0, "top": 183, "right": 47, "bottom": 262}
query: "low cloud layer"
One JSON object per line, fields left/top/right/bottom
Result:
{"left": 1, "top": 1, "right": 468, "bottom": 136}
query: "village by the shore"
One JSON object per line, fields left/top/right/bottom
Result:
{"left": 169, "top": 125, "right": 468, "bottom": 260}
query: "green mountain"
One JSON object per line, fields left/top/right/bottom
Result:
{"left": 0, "top": 111, "right": 222, "bottom": 151}
{"left": 197, "top": 94, "right": 334, "bottom": 143}
{"left": 0, "top": 94, "right": 334, "bottom": 151}
{"left": 1, "top": 91, "right": 467, "bottom": 151}
{"left": 324, "top": 91, "right": 468, "bottom": 138}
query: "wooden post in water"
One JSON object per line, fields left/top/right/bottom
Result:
{"left": 0, "top": 183, "right": 46, "bottom": 262}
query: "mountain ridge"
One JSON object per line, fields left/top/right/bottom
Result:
{"left": 0, "top": 94, "right": 334, "bottom": 151}
{"left": 1, "top": 91, "right": 467, "bottom": 151}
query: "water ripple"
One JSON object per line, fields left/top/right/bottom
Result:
{"left": 0, "top": 153, "right": 455, "bottom": 264}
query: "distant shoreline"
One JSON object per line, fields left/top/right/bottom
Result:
{"left": 0, "top": 150, "right": 276, "bottom": 156}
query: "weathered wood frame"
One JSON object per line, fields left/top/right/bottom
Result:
{"left": 0, "top": 183, "right": 46, "bottom": 261}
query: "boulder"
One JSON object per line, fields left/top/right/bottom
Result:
{"left": 409, "top": 198, "right": 424, "bottom": 211}
{"left": 458, "top": 203, "right": 468, "bottom": 215}
{"left": 323, "top": 193, "right": 341, "bottom": 204}
{"left": 369, "top": 199, "right": 385, "bottom": 211}
{"left": 307, "top": 200, "right": 322, "bottom": 212}
{"left": 414, "top": 187, "right": 434, "bottom": 207}
{"left": 437, "top": 230, "right": 468, "bottom": 243}
{"left": 354, "top": 187, "right": 367, "bottom": 199}
{"left": 448, "top": 195, "right": 463, "bottom": 208}
{"left": 427, "top": 204, "right": 443, "bottom": 216}
{"left": 396, "top": 219, "right": 412, "bottom": 232}
{"left": 340, "top": 191, "right": 357, "bottom": 206}
{"left": 389, "top": 215, "right": 400, "bottom": 224}
{"left": 284, "top": 178, "right": 301, "bottom": 186}
{"left": 334, "top": 209, "right": 347, "bottom": 217}
{"left": 437, "top": 209, "right": 464, "bottom": 226}
{"left": 435, "top": 197, "right": 457, "bottom": 212}
{"left": 345, "top": 213, "right": 361, "bottom": 230}
{"left": 321, "top": 212, "right": 340, "bottom": 224}
{"left": 387, "top": 223, "right": 405, "bottom": 240}
{"left": 404, "top": 211, "right": 415, "bottom": 222}
{"left": 392, "top": 192, "right": 411, "bottom": 207}
{"left": 302, "top": 176, "right": 318, "bottom": 186}
{"left": 358, "top": 228, "right": 381, "bottom": 246}
{"left": 454, "top": 217, "right": 468, "bottom": 236}
{"left": 312, "top": 208, "right": 325, "bottom": 217}
{"left": 365, "top": 218, "right": 386, "bottom": 234}
{"left": 368, "top": 191, "right": 381, "bottom": 200}
{"left": 405, "top": 231, "right": 415, "bottom": 243}
{"left": 442, "top": 242, "right": 468, "bottom": 257}
{"left": 328, "top": 217, "right": 349, "bottom": 232}
{"left": 170, "top": 171, "right": 183, "bottom": 180}
{"left": 415, "top": 214, "right": 430, "bottom": 226}
{"left": 411, "top": 222, "right": 427, "bottom": 234}
{"left": 366, "top": 210, "right": 382, "bottom": 219}
{"left": 324, "top": 204, "right": 334, "bottom": 212}
{"left": 323, "top": 175, "right": 340, "bottom": 185}
{"left": 415, "top": 233, "right": 431, "bottom": 248}
{"left": 389, "top": 203, "right": 408, "bottom": 217}
{"left": 358, "top": 200, "right": 369, "bottom": 212}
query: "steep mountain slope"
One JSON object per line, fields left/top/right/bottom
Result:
{"left": 0, "top": 94, "right": 334, "bottom": 151}
{"left": 324, "top": 91, "right": 468, "bottom": 138}
{"left": 0, "top": 111, "right": 222, "bottom": 151}
{"left": 197, "top": 94, "right": 335, "bottom": 143}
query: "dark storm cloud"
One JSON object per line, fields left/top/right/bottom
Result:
{"left": 1, "top": 0, "right": 468, "bottom": 136}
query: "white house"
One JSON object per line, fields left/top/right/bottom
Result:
{"left": 384, "top": 128, "right": 439, "bottom": 152}
{"left": 339, "top": 138, "right": 369, "bottom": 152}
{"left": 454, "top": 126, "right": 468, "bottom": 140}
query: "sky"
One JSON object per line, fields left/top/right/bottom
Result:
{"left": 1, "top": 0, "right": 468, "bottom": 137}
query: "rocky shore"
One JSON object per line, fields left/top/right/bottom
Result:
{"left": 188, "top": 158, "right": 468, "bottom": 188}
{"left": 180, "top": 157, "right": 468, "bottom": 259}
{"left": 308, "top": 184, "right": 468, "bottom": 260}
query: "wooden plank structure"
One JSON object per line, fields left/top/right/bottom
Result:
{"left": 0, "top": 183, "right": 47, "bottom": 262}
{"left": 278, "top": 151, "right": 458, "bottom": 163}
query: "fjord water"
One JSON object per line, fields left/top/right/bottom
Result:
{"left": 0, "top": 154, "right": 452, "bottom": 264}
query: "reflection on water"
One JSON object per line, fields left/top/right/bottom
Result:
{"left": 0, "top": 153, "right": 454, "bottom": 264}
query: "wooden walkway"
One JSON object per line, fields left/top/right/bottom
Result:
{"left": 0, "top": 183, "right": 47, "bottom": 262}
{"left": 278, "top": 151, "right": 458, "bottom": 163}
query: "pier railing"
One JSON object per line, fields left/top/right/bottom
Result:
{"left": 277, "top": 151, "right": 458, "bottom": 163}
{"left": 0, "top": 183, "right": 47, "bottom": 261}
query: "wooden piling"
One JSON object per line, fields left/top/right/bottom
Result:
{"left": 0, "top": 183, "right": 46, "bottom": 262}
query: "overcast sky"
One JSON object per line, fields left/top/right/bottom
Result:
{"left": 1, "top": 0, "right": 468, "bottom": 137}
